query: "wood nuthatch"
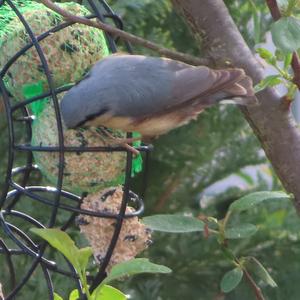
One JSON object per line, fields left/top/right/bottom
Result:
{"left": 60, "top": 54, "right": 256, "bottom": 140}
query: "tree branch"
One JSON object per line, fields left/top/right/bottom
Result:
{"left": 265, "top": 0, "right": 300, "bottom": 89}
{"left": 291, "top": 53, "right": 300, "bottom": 88}
{"left": 171, "top": 0, "right": 300, "bottom": 213}
{"left": 0, "top": 283, "right": 3, "bottom": 300}
{"left": 243, "top": 268, "right": 265, "bottom": 300}
{"left": 0, "top": 97, "right": 4, "bottom": 113}
{"left": 39, "top": 0, "right": 209, "bottom": 66}
{"left": 265, "top": 0, "right": 281, "bottom": 20}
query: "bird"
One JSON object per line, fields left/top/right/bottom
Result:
{"left": 60, "top": 54, "right": 256, "bottom": 152}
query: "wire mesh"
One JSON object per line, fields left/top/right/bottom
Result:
{"left": 0, "top": 1, "right": 151, "bottom": 299}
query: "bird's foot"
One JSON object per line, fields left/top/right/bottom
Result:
{"left": 112, "top": 137, "right": 141, "bottom": 155}
{"left": 121, "top": 142, "right": 140, "bottom": 156}
{"left": 96, "top": 127, "right": 141, "bottom": 155}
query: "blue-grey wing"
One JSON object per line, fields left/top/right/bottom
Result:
{"left": 61, "top": 55, "right": 181, "bottom": 127}
{"left": 60, "top": 54, "right": 248, "bottom": 128}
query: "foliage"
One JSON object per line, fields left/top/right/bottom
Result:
{"left": 1, "top": 0, "right": 300, "bottom": 300}
{"left": 31, "top": 228, "right": 170, "bottom": 299}
{"left": 254, "top": 0, "right": 300, "bottom": 99}
{"left": 224, "top": 0, "right": 271, "bottom": 46}
{"left": 271, "top": 17, "right": 300, "bottom": 53}
{"left": 220, "top": 268, "right": 244, "bottom": 293}
{"left": 142, "top": 214, "right": 204, "bottom": 233}
{"left": 142, "top": 193, "right": 286, "bottom": 296}
{"left": 106, "top": 0, "right": 199, "bottom": 55}
{"left": 121, "top": 190, "right": 300, "bottom": 299}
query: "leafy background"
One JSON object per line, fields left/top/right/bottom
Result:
{"left": 1, "top": 0, "right": 300, "bottom": 299}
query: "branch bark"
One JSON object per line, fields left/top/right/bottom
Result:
{"left": 171, "top": 0, "right": 300, "bottom": 212}
{"left": 243, "top": 268, "right": 265, "bottom": 300}
{"left": 266, "top": 0, "right": 281, "bottom": 20}
{"left": 40, "top": 0, "right": 209, "bottom": 66}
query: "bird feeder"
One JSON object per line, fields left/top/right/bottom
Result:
{"left": 0, "top": 1, "right": 151, "bottom": 298}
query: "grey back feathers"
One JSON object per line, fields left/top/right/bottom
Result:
{"left": 60, "top": 54, "right": 255, "bottom": 129}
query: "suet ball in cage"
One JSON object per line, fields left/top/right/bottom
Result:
{"left": 78, "top": 187, "right": 152, "bottom": 271}
{"left": 31, "top": 94, "right": 127, "bottom": 194}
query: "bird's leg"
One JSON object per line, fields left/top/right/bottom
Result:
{"left": 96, "top": 127, "right": 141, "bottom": 155}
{"left": 119, "top": 142, "right": 140, "bottom": 156}
{"left": 98, "top": 127, "right": 141, "bottom": 145}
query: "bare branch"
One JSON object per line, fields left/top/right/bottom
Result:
{"left": 39, "top": 0, "right": 209, "bottom": 66}
{"left": 291, "top": 53, "right": 300, "bottom": 88}
{"left": 266, "top": 0, "right": 281, "bottom": 20}
{"left": 0, "top": 97, "right": 4, "bottom": 113}
{"left": 0, "top": 283, "right": 3, "bottom": 300}
{"left": 243, "top": 268, "right": 266, "bottom": 300}
{"left": 172, "top": 0, "right": 300, "bottom": 212}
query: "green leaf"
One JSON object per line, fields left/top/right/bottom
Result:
{"left": 236, "top": 170, "right": 255, "bottom": 185}
{"left": 275, "top": 49, "right": 285, "bottom": 61}
{"left": 250, "top": 1, "right": 261, "bottom": 44}
{"left": 279, "top": 0, "right": 299, "bottom": 15}
{"left": 92, "top": 285, "right": 127, "bottom": 300}
{"left": 256, "top": 47, "right": 276, "bottom": 65}
{"left": 271, "top": 17, "right": 300, "bottom": 53}
{"left": 69, "top": 289, "right": 79, "bottom": 300}
{"left": 103, "top": 258, "right": 172, "bottom": 285}
{"left": 30, "top": 228, "right": 81, "bottom": 272}
{"left": 284, "top": 52, "right": 293, "bottom": 69}
{"left": 220, "top": 268, "right": 243, "bottom": 293}
{"left": 277, "top": 0, "right": 289, "bottom": 9}
{"left": 229, "top": 191, "right": 290, "bottom": 212}
{"left": 54, "top": 293, "right": 64, "bottom": 300}
{"left": 225, "top": 224, "right": 257, "bottom": 239}
{"left": 254, "top": 75, "right": 282, "bottom": 93}
{"left": 256, "top": 47, "right": 273, "bottom": 60}
{"left": 77, "top": 247, "right": 93, "bottom": 272}
{"left": 244, "top": 257, "right": 277, "bottom": 287}
{"left": 142, "top": 214, "right": 204, "bottom": 233}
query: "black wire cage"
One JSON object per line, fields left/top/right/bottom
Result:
{"left": 0, "top": 0, "right": 151, "bottom": 299}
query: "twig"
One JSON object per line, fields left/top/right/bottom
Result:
{"left": 265, "top": 0, "right": 300, "bottom": 89}
{"left": 154, "top": 176, "right": 180, "bottom": 212}
{"left": 243, "top": 268, "right": 266, "bottom": 300}
{"left": 291, "top": 53, "right": 300, "bottom": 88}
{"left": 0, "top": 283, "right": 4, "bottom": 300}
{"left": 0, "top": 97, "right": 4, "bottom": 113}
{"left": 39, "top": 0, "right": 209, "bottom": 66}
{"left": 265, "top": 0, "right": 281, "bottom": 20}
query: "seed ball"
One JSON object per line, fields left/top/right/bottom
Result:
{"left": 78, "top": 187, "right": 152, "bottom": 271}
{"left": 0, "top": 1, "right": 109, "bottom": 100}
{"left": 31, "top": 94, "right": 126, "bottom": 194}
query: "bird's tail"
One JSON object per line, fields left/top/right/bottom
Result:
{"left": 211, "top": 69, "right": 257, "bottom": 106}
